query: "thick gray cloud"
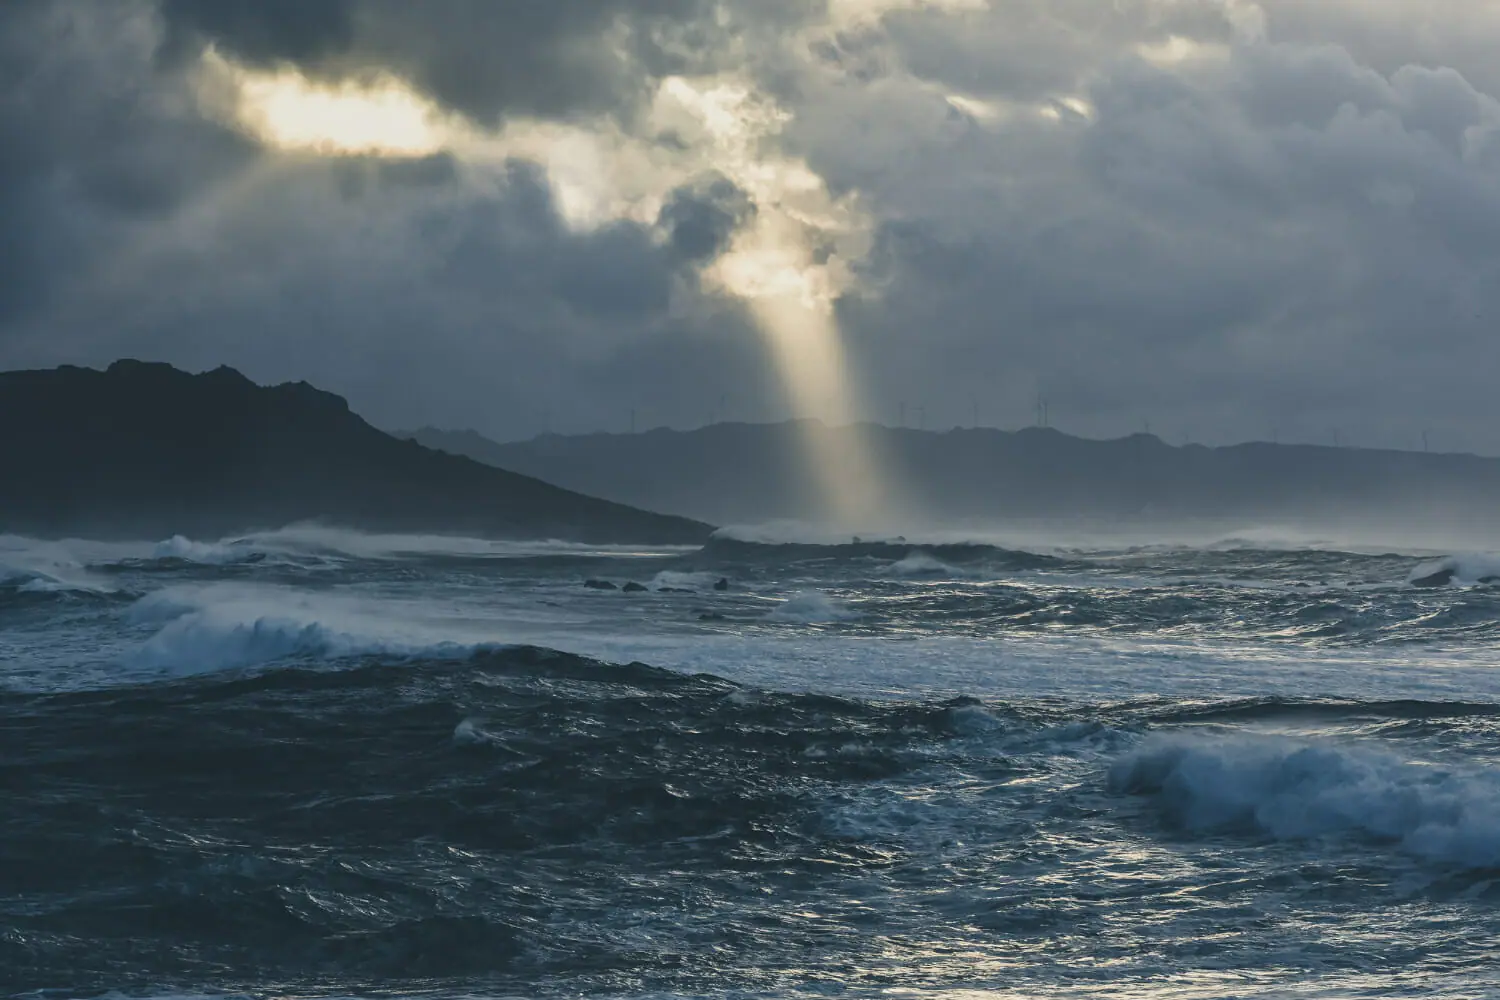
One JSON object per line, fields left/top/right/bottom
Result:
{"left": 5, "top": 0, "right": 1500, "bottom": 455}
{"left": 158, "top": 0, "right": 812, "bottom": 123}
{"left": 659, "top": 175, "right": 757, "bottom": 262}
{"left": 789, "top": 1, "right": 1500, "bottom": 451}
{"left": 0, "top": 1, "right": 252, "bottom": 321}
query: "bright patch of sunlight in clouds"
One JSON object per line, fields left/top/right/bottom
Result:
{"left": 202, "top": 50, "right": 454, "bottom": 157}
{"left": 199, "top": 21, "right": 903, "bottom": 525}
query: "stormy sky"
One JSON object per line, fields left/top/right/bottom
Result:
{"left": 5, "top": 0, "right": 1500, "bottom": 453}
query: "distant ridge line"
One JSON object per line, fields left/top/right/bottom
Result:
{"left": 399, "top": 422, "right": 1500, "bottom": 527}
{"left": 398, "top": 420, "right": 1481, "bottom": 461}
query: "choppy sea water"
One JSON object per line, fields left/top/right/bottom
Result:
{"left": 4, "top": 526, "right": 1500, "bottom": 999}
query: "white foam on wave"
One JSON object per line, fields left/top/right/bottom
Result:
{"left": 5, "top": 525, "right": 688, "bottom": 574}
{"left": 150, "top": 534, "right": 280, "bottom": 565}
{"left": 1110, "top": 733, "right": 1500, "bottom": 869}
{"left": 1409, "top": 552, "right": 1500, "bottom": 586}
{"left": 123, "top": 584, "right": 512, "bottom": 674}
{"left": 889, "top": 551, "right": 961, "bottom": 578}
{"left": 238, "top": 524, "right": 689, "bottom": 561}
{"left": 149, "top": 526, "right": 678, "bottom": 566}
{"left": 766, "top": 590, "right": 860, "bottom": 623}
{"left": 0, "top": 536, "right": 121, "bottom": 594}
{"left": 650, "top": 569, "right": 721, "bottom": 591}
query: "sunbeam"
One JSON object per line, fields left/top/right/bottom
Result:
{"left": 196, "top": 53, "right": 893, "bottom": 527}
{"left": 744, "top": 292, "right": 889, "bottom": 525}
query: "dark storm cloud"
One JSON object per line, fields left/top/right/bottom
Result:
{"left": 658, "top": 175, "right": 757, "bottom": 262}
{"left": 7, "top": 0, "right": 1500, "bottom": 454}
{"left": 4, "top": 149, "right": 774, "bottom": 437}
{"left": 777, "top": 2, "right": 1500, "bottom": 452}
{"left": 158, "top": 0, "right": 356, "bottom": 67}
{"left": 158, "top": 0, "right": 815, "bottom": 123}
{"left": 0, "top": 1, "right": 252, "bottom": 324}
{"left": 0, "top": 0, "right": 774, "bottom": 430}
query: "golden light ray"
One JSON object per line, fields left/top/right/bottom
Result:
{"left": 198, "top": 52, "right": 896, "bottom": 527}
{"left": 746, "top": 293, "right": 890, "bottom": 526}
{"left": 667, "top": 81, "right": 892, "bottom": 528}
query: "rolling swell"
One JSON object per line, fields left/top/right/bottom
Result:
{"left": 8, "top": 646, "right": 1500, "bottom": 994}
{"left": 0, "top": 647, "right": 973, "bottom": 994}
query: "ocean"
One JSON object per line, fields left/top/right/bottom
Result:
{"left": 4, "top": 525, "right": 1500, "bottom": 998}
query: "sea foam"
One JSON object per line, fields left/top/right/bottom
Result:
{"left": 1110, "top": 733, "right": 1500, "bottom": 868}
{"left": 233, "top": 524, "right": 688, "bottom": 561}
{"left": 103, "top": 525, "right": 686, "bottom": 570}
{"left": 767, "top": 591, "right": 860, "bottom": 623}
{"left": 0, "top": 536, "right": 120, "bottom": 594}
{"left": 124, "top": 584, "right": 507, "bottom": 674}
{"left": 1409, "top": 552, "right": 1500, "bottom": 586}
{"left": 151, "top": 534, "right": 273, "bottom": 565}
{"left": 889, "top": 551, "right": 961, "bottom": 577}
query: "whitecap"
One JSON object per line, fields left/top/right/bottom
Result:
{"left": 121, "top": 583, "right": 509, "bottom": 674}
{"left": 889, "top": 551, "right": 958, "bottom": 577}
{"left": 766, "top": 591, "right": 860, "bottom": 624}
{"left": 0, "top": 536, "right": 119, "bottom": 594}
{"left": 1409, "top": 552, "right": 1500, "bottom": 586}
{"left": 1110, "top": 732, "right": 1500, "bottom": 869}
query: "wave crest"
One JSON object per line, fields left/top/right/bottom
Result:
{"left": 123, "top": 585, "right": 506, "bottom": 674}
{"left": 0, "top": 537, "right": 118, "bottom": 596}
{"left": 1409, "top": 552, "right": 1500, "bottom": 587}
{"left": 766, "top": 591, "right": 860, "bottom": 623}
{"left": 1110, "top": 733, "right": 1500, "bottom": 869}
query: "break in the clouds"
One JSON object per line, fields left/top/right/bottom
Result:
{"left": 5, "top": 0, "right": 1500, "bottom": 453}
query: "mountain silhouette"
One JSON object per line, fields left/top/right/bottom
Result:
{"left": 0, "top": 361, "right": 711, "bottom": 543}
{"left": 404, "top": 421, "right": 1500, "bottom": 530}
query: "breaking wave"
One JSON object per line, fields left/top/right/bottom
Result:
{"left": 150, "top": 534, "right": 279, "bottom": 565}
{"left": 122, "top": 585, "right": 509, "bottom": 674}
{"left": 0, "top": 537, "right": 119, "bottom": 596}
{"left": 1409, "top": 552, "right": 1500, "bottom": 587}
{"left": 1110, "top": 732, "right": 1500, "bottom": 869}
{"left": 766, "top": 590, "right": 860, "bottom": 623}
{"left": 888, "top": 550, "right": 962, "bottom": 577}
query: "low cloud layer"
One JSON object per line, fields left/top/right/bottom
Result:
{"left": 5, "top": 0, "right": 1500, "bottom": 453}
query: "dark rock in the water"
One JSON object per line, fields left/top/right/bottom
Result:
{"left": 584, "top": 579, "right": 618, "bottom": 590}
{"left": 698, "top": 612, "right": 727, "bottom": 621}
{"left": 622, "top": 581, "right": 648, "bottom": 592}
{"left": 713, "top": 577, "right": 730, "bottom": 591}
{"left": 658, "top": 587, "right": 694, "bottom": 594}
{"left": 1293, "top": 582, "right": 1310, "bottom": 588}
{"left": 1411, "top": 568, "right": 1456, "bottom": 588}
